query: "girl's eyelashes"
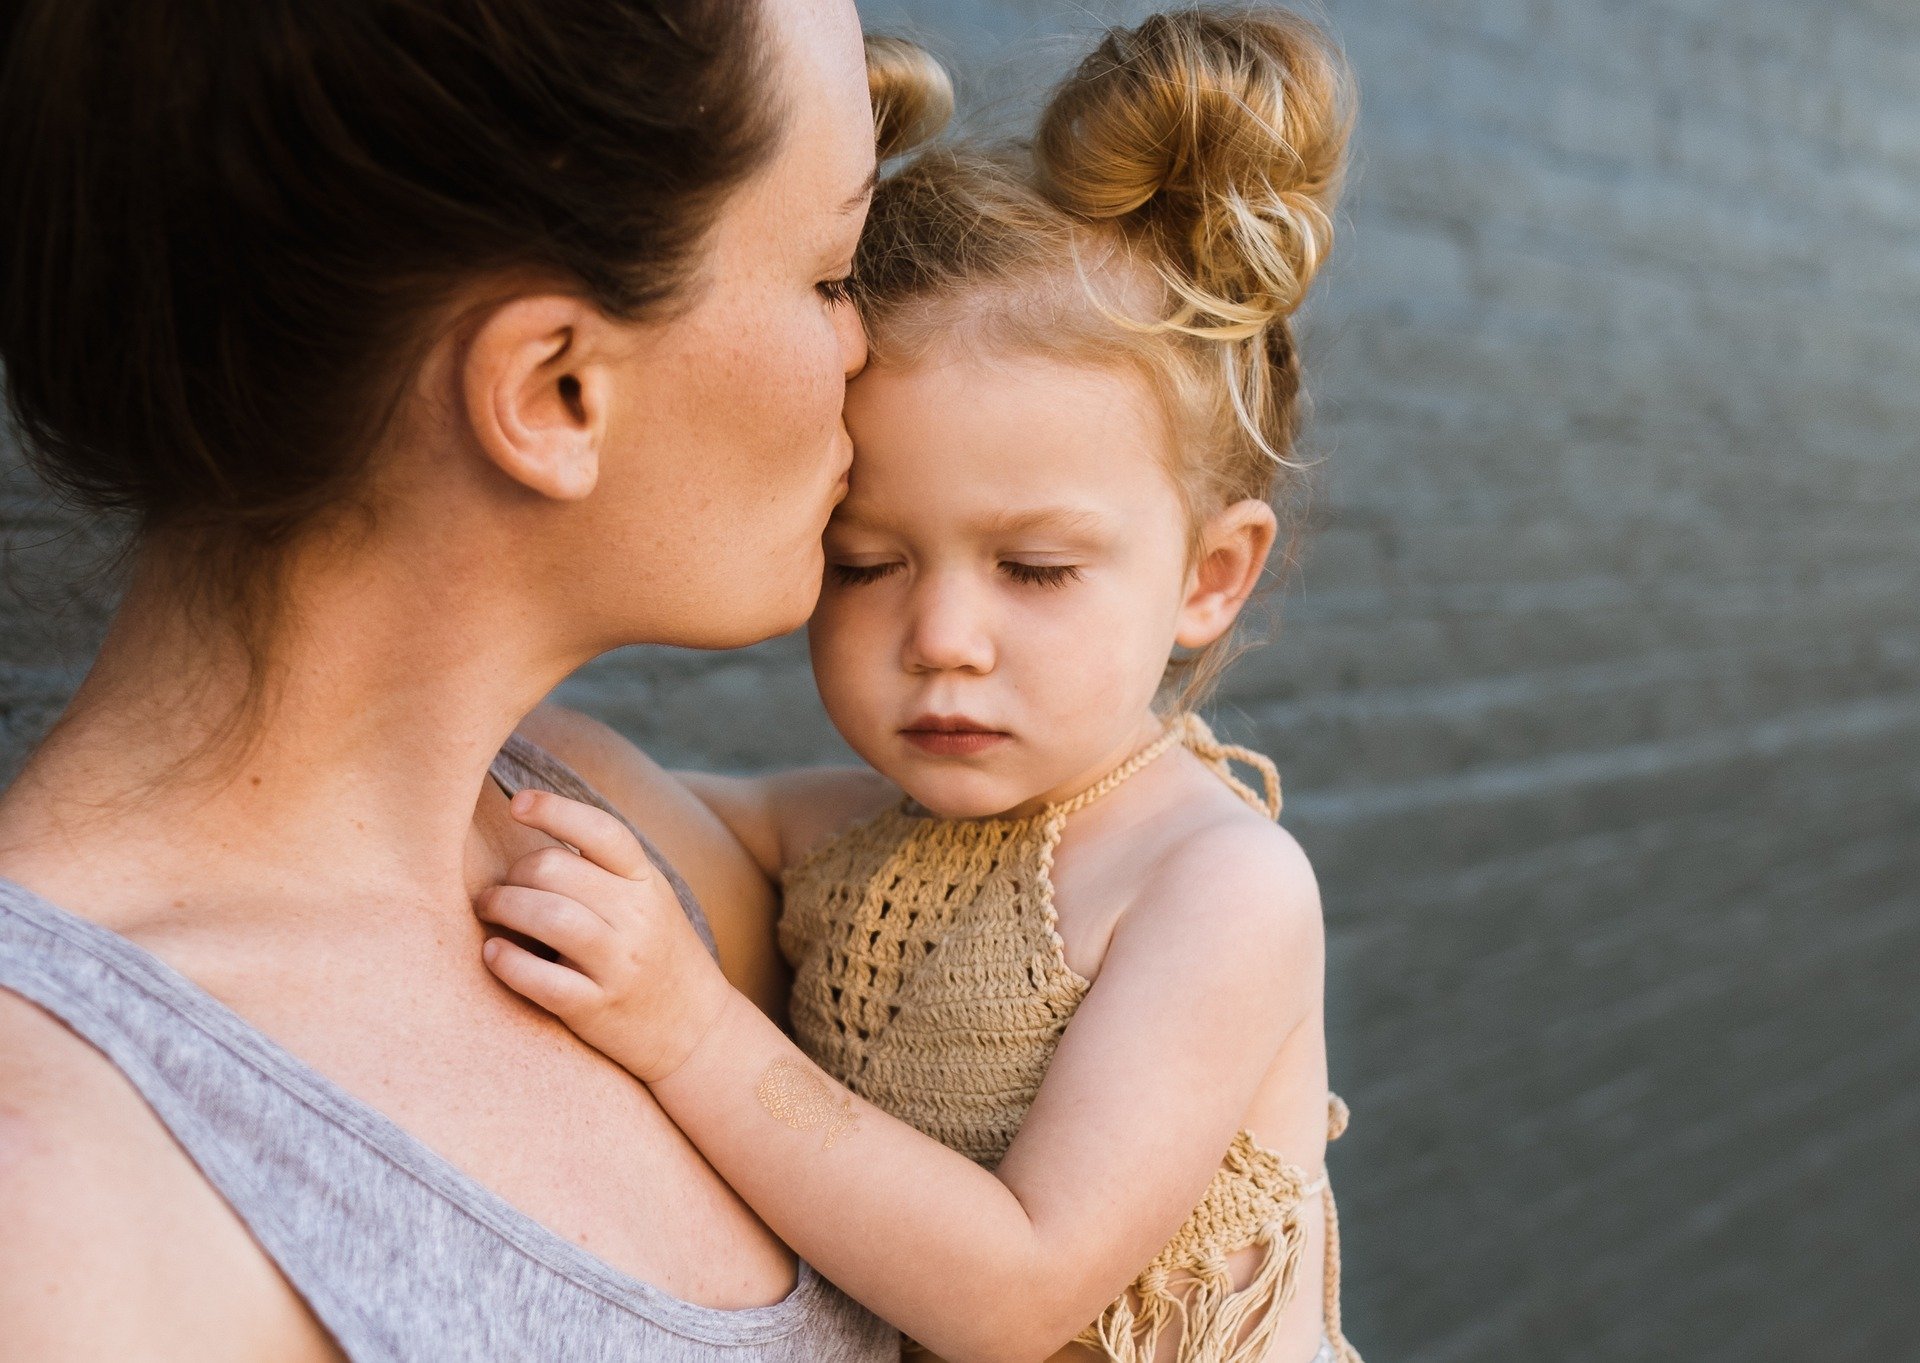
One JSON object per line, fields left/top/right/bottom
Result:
{"left": 816, "top": 275, "right": 855, "bottom": 306}
{"left": 1001, "top": 561, "right": 1082, "bottom": 589}
{"left": 826, "top": 560, "right": 1082, "bottom": 588}
{"left": 827, "top": 561, "right": 900, "bottom": 586}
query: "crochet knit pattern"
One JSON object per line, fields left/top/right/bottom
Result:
{"left": 779, "top": 714, "right": 1360, "bottom": 1363}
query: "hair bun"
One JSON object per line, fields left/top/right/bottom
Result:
{"left": 1035, "top": 6, "right": 1353, "bottom": 334}
{"left": 867, "top": 35, "right": 954, "bottom": 162}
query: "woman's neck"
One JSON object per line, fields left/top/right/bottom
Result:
{"left": 0, "top": 529, "right": 584, "bottom": 921}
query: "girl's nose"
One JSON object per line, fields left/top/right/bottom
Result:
{"left": 902, "top": 576, "right": 994, "bottom": 676}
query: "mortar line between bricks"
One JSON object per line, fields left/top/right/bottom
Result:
{"left": 1285, "top": 693, "right": 1920, "bottom": 824}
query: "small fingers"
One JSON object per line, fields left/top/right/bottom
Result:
{"left": 508, "top": 791, "right": 652, "bottom": 880}
{"left": 482, "top": 937, "right": 601, "bottom": 1020}
{"left": 502, "top": 844, "right": 639, "bottom": 919}
{"left": 475, "top": 885, "right": 611, "bottom": 965}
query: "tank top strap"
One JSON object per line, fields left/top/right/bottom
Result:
{"left": 491, "top": 732, "right": 720, "bottom": 962}
{"left": 0, "top": 852, "right": 891, "bottom": 1359}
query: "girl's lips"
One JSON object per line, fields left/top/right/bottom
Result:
{"left": 901, "top": 726, "right": 1010, "bottom": 757}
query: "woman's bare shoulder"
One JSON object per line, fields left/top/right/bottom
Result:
{"left": 0, "top": 990, "right": 334, "bottom": 1359}
{"left": 513, "top": 703, "right": 680, "bottom": 811}
{"left": 513, "top": 703, "right": 789, "bottom": 1013}
{"left": 0, "top": 987, "right": 172, "bottom": 1204}
{"left": 515, "top": 704, "right": 895, "bottom": 871}
{"left": 513, "top": 704, "right": 754, "bottom": 879}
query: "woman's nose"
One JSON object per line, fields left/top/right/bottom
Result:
{"left": 902, "top": 577, "right": 994, "bottom": 675}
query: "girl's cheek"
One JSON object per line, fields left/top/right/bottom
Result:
{"left": 812, "top": 598, "right": 882, "bottom": 681}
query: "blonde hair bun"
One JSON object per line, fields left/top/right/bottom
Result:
{"left": 1035, "top": 6, "right": 1353, "bottom": 334}
{"left": 867, "top": 35, "right": 954, "bottom": 162}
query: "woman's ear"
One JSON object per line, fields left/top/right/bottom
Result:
{"left": 461, "top": 295, "right": 611, "bottom": 501}
{"left": 1175, "top": 498, "right": 1279, "bottom": 649}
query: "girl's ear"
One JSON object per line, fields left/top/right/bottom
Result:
{"left": 460, "top": 294, "right": 613, "bottom": 502}
{"left": 1175, "top": 498, "right": 1278, "bottom": 649}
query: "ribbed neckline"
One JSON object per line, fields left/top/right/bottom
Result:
{"left": 0, "top": 869, "right": 831, "bottom": 1344}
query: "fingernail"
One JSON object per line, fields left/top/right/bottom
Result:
{"left": 483, "top": 938, "right": 500, "bottom": 962}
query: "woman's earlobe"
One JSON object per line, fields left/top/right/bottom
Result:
{"left": 1174, "top": 499, "right": 1278, "bottom": 648}
{"left": 463, "top": 295, "right": 606, "bottom": 502}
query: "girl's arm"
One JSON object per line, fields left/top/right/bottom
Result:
{"left": 512, "top": 705, "right": 888, "bottom": 1018}
{"left": 477, "top": 789, "right": 1322, "bottom": 1363}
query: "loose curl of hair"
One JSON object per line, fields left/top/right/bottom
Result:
{"left": 852, "top": 7, "right": 1354, "bottom": 705}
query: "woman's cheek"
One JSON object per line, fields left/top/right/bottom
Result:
{"left": 793, "top": 307, "right": 851, "bottom": 425}
{"left": 746, "top": 304, "right": 833, "bottom": 472}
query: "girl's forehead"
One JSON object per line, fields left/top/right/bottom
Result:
{"left": 830, "top": 495, "right": 1119, "bottom": 543}
{"left": 840, "top": 352, "right": 1183, "bottom": 530}
{"left": 847, "top": 350, "right": 1162, "bottom": 451}
{"left": 838, "top": 411, "right": 1184, "bottom": 550}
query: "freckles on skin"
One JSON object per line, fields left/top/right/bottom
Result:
{"left": 630, "top": 0, "right": 870, "bottom": 553}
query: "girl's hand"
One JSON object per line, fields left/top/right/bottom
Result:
{"left": 476, "top": 789, "right": 736, "bottom": 1083}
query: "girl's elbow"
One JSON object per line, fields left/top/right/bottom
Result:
{"left": 936, "top": 1331, "right": 1060, "bottom": 1363}
{"left": 933, "top": 1290, "right": 1091, "bottom": 1363}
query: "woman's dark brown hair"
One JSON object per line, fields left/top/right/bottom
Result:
{"left": 0, "top": 0, "right": 778, "bottom": 602}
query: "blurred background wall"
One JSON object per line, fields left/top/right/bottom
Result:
{"left": 4, "top": 0, "right": 1916, "bottom": 1357}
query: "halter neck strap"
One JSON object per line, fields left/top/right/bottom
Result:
{"left": 1179, "top": 713, "right": 1285, "bottom": 818}
{"left": 1049, "top": 713, "right": 1283, "bottom": 820}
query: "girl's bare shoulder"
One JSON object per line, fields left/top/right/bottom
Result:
{"left": 1111, "top": 761, "right": 1325, "bottom": 996}
{"left": 762, "top": 766, "right": 902, "bottom": 870}
{"left": 1151, "top": 805, "right": 1319, "bottom": 934}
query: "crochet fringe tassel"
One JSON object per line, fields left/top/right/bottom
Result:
{"left": 1077, "top": 1211, "right": 1308, "bottom": 1363}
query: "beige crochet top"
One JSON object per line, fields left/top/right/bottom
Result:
{"left": 779, "top": 714, "right": 1360, "bottom": 1363}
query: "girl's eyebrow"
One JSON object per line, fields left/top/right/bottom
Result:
{"left": 975, "top": 507, "right": 1111, "bottom": 540}
{"left": 827, "top": 505, "right": 1111, "bottom": 540}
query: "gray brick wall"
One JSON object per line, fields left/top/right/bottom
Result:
{"left": 4, "top": 1, "right": 1917, "bottom": 1357}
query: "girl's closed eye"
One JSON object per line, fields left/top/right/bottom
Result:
{"left": 828, "top": 560, "right": 901, "bottom": 587}
{"left": 816, "top": 275, "right": 855, "bottom": 306}
{"left": 1000, "top": 561, "right": 1082, "bottom": 589}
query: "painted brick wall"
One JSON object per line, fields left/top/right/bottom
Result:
{"left": 3, "top": 2, "right": 1916, "bottom": 1357}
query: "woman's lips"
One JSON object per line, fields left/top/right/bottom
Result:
{"left": 901, "top": 720, "right": 1009, "bottom": 757}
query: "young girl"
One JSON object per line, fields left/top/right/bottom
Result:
{"left": 477, "top": 10, "right": 1360, "bottom": 1362}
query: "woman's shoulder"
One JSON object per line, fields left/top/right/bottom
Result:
{"left": 512, "top": 703, "right": 675, "bottom": 806}
{"left": 511, "top": 701, "right": 780, "bottom": 894}
{"left": 0, "top": 989, "right": 326, "bottom": 1358}
{"left": 512, "top": 703, "right": 788, "bottom": 1012}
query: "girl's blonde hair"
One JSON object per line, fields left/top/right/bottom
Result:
{"left": 860, "top": 8, "right": 1354, "bottom": 703}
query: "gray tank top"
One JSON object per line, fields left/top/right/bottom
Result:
{"left": 0, "top": 734, "right": 896, "bottom": 1363}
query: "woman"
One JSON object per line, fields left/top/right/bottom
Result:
{"left": 0, "top": 0, "right": 905, "bottom": 1356}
